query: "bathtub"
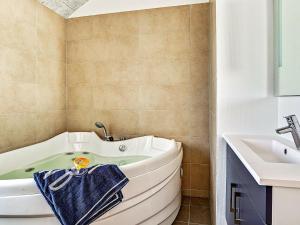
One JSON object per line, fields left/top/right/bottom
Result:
{"left": 0, "top": 132, "right": 183, "bottom": 225}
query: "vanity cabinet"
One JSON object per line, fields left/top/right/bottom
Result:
{"left": 226, "top": 146, "right": 272, "bottom": 225}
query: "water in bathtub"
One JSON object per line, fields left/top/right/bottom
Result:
{"left": 0, "top": 151, "right": 150, "bottom": 180}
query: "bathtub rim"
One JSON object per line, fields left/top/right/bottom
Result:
{"left": 0, "top": 132, "right": 182, "bottom": 196}
{"left": 0, "top": 168, "right": 182, "bottom": 225}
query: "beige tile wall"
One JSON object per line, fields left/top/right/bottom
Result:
{"left": 0, "top": 0, "right": 66, "bottom": 153}
{"left": 66, "top": 4, "right": 210, "bottom": 197}
{"left": 209, "top": 0, "right": 217, "bottom": 223}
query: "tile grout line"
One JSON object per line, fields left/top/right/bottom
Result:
{"left": 34, "top": 0, "right": 38, "bottom": 143}
{"left": 188, "top": 4, "right": 193, "bottom": 203}
{"left": 65, "top": 19, "right": 68, "bottom": 132}
{"left": 188, "top": 196, "right": 191, "bottom": 225}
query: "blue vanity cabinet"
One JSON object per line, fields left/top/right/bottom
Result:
{"left": 226, "top": 145, "right": 272, "bottom": 225}
{"left": 226, "top": 146, "right": 241, "bottom": 225}
{"left": 239, "top": 191, "right": 266, "bottom": 225}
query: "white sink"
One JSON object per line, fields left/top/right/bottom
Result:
{"left": 241, "top": 138, "right": 300, "bottom": 164}
{"left": 224, "top": 134, "right": 300, "bottom": 188}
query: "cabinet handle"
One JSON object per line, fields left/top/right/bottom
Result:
{"left": 234, "top": 191, "right": 242, "bottom": 224}
{"left": 230, "top": 183, "right": 237, "bottom": 212}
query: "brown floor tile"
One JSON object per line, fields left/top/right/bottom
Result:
{"left": 190, "top": 205, "right": 211, "bottom": 224}
{"left": 172, "top": 222, "right": 188, "bottom": 225}
{"left": 190, "top": 197, "right": 209, "bottom": 206}
{"left": 175, "top": 205, "right": 189, "bottom": 222}
{"left": 189, "top": 223, "right": 211, "bottom": 225}
{"left": 174, "top": 197, "right": 211, "bottom": 225}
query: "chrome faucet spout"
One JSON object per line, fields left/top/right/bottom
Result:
{"left": 276, "top": 115, "right": 300, "bottom": 150}
{"left": 95, "top": 122, "right": 114, "bottom": 141}
{"left": 276, "top": 126, "right": 293, "bottom": 134}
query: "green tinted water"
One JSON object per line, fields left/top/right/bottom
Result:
{"left": 0, "top": 152, "right": 150, "bottom": 180}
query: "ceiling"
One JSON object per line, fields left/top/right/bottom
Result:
{"left": 38, "top": 0, "right": 89, "bottom": 18}
{"left": 39, "top": 0, "right": 209, "bottom": 19}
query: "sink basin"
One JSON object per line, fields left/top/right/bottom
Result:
{"left": 224, "top": 134, "right": 300, "bottom": 188}
{"left": 242, "top": 138, "right": 300, "bottom": 164}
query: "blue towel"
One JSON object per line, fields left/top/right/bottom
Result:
{"left": 34, "top": 164, "right": 129, "bottom": 225}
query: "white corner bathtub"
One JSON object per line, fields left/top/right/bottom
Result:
{"left": 0, "top": 132, "right": 183, "bottom": 225}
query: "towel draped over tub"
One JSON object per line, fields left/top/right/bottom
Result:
{"left": 34, "top": 164, "right": 129, "bottom": 225}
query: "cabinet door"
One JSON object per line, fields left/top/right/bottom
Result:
{"left": 226, "top": 148, "right": 241, "bottom": 225}
{"left": 226, "top": 145, "right": 272, "bottom": 225}
{"left": 239, "top": 191, "right": 265, "bottom": 225}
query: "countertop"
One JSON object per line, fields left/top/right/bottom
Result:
{"left": 223, "top": 134, "right": 300, "bottom": 188}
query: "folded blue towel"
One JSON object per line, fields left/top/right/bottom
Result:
{"left": 34, "top": 164, "right": 129, "bottom": 225}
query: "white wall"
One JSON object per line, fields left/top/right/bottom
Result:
{"left": 70, "top": 0, "right": 209, "bottom": 17}
{"left": 213, "top": 0, "right": 277, "bottom": 224}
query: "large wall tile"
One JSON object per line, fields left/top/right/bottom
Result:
{"left": 138, "top": 110, "right": 189, "bottom": 137}
{"left": 94, "top": 60, "right": 144, "bottom": 85}
{"left": 138, "top": 31, "right": 190, "bottom": 60}
{"left": 68, "top": 85, "right": 93, "bottom": 110}
{"left": 139, "top": 85, "right": 178, "bottom": 110}
{"left": 67, "top": 39, "right": 103, "bottom": 62}
{"left": 189, "top": 137, "right": 210, "bottom": 164}
{"left": 0, "top": 116, "right": 13, "bottom": 152}
{"left": 0, "top": 22, "right": 37, "bottom": 54}
{"left": 0, "top": 81, "right": 15, "bottom": 114}
{"left": 190, "top": 4, "right": 210, "bottom": 58}
{"left": 0, "top": 1, "right": 67, "bottom": 152}
{"left": 182, "top": 163, "right": 191, "bottom": 190}
{"left": 35, "top": 111, "right": 66, "bottom": 142}
{"left": 0, "top": 0, "right": 37, "bottom": 26}
{"left": 37, "top": 85, "right": 66, "bottom": 112}
{"left": 67, "top": 62, "right": 96, "bottom": 86}
{"left": 175, "top": 136, "right": 209, "bottom": 164}
{"left": 138, "top": 6, "right": 189, "bottom": 35}
{"left": 37, "top": 57, "right": 66, "bottom": 86}
{"left": 67, "top": 109, "right": 94, "bottom": 132}
{"left": 67, "top": 17, "right": 93, "bottom": 41}
{"left": 191, "top": 164, "right": 210, "bottom": 190}
{"left": 0, "top": 47, "right": 35, "bottom": 84}
{"left": 92, "top": 12, "right": 139, "bottom": 37}
{"left": 5, "top": 113, "right": 37, "bottom": 149}
{"left": 37, "top": 3, "right": 65, "bottom": 41}
{"left": 190, "top": 55, "right": 209, "bottom": 87}
{"left": 66, "top": 3, "right": 210, "bottom": 197}
{"left": 13, "top": 83, "right": 37, "bottom": 113}
{"left": 183, "top": 108, "right": 209, "bottom": 137}
{"left": 92, "top": 84, "right": 140, "bottom": 110}
{"left": 37, "top": 30, "right": 65, "bottom": 61}
{"left": 142, "top": 58, "right": 191, "bottom": 85}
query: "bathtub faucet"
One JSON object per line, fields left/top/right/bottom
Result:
{"left": 95, "top": 122, "right": 114, "bottom": 141}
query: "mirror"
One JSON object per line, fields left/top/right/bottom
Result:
{"left": 274, "top": 0, "right": 300, "bottom": 96}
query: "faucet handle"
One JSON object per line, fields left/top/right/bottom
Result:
{"left": 284, "top": 114, "right": 296, "bottom": 119}
{"left": 284, "top": 115, "right": 296, "bottom": 122}
{"left": 284, "top": 115, "right": 300, "bottom": 128}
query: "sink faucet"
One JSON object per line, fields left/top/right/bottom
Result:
{"left": 276, "top": 115, "right": 300, "bottom": 150}
{"left": 95, "top": 122, "right": 114, "bottom": 141}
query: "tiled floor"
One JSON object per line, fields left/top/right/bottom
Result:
{"left": 173, "top": 196, "right": 211, "bottom": 225}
